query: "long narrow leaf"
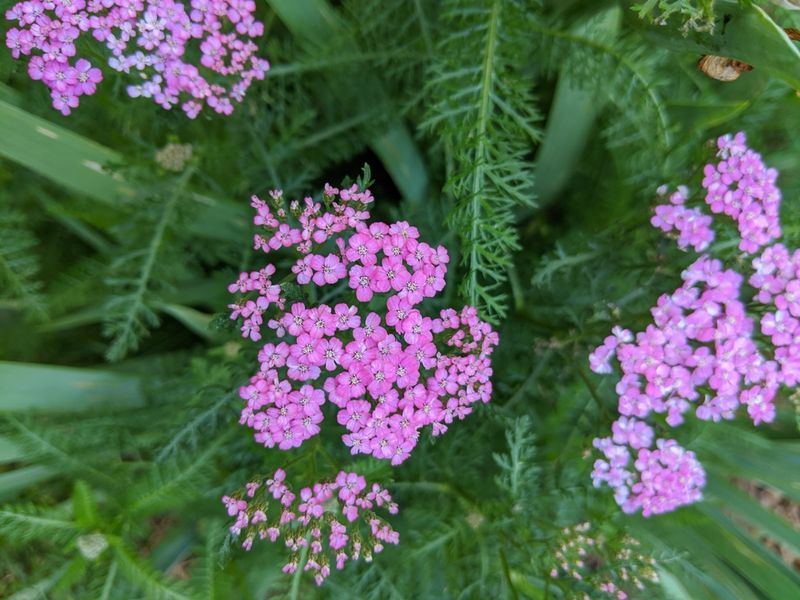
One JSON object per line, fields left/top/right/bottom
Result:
{"left": 0, "top": 361, "right": 144, "bottom": 412}
{"left": 0, "top": 99, "right": 134, "bottom": 202}
{"left": 268, "top": 0, "right": 429, "bottom": 204}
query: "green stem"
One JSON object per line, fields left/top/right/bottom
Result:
{"left": 575, "top": 366, "right": 612, "bottom": 420}
{"left": 499, "top": 548, "right": 520, "bottom": 600}
{"left": 466, "top": 0, "right": 501, "bottom": 306}
{"left": 99, "top": 560, "right": 118, "bottom": 600}
{"left": 315, "top": 439, "right": 341, "bottom": 471}
{"left": 501, "top": 348, "right": 552, "bottom": 418}
{"left": 107, "top": 165, "right": 196, "bottom": 360}
{"left": 507, "top": 263, "right": 525, "bottom": 313}
{"left": 288, "top": 541, "right": 310, "bottom": 600}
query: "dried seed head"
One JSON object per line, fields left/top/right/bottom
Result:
{"left": 155, "top": 143, "right": 193, "bottom": 172}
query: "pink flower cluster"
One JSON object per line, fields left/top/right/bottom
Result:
{"left": 230, "top": 182, "right": 498, "bottom": 465}
{"left": 703, "top": 132, "right": 781, "bottom": 253}
{"left": 650, "top": 185, "right": 714, "bottom": 252}
{"left": 590, "top": 133, "right": 791, "bottom": 516}
{"left": 223, "top": 468, "right": 399, "bottom": 586}
{"left": 750, "top": 243, "right": 800, "bottom": 386}
{"left": 5, "top": 0, "right": 268, "bottom": 116}
{"left": 592, "top": 436, "right": 706, "bottom": 517}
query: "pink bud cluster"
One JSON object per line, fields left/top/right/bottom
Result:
{"left": 230, "top": 182, "right": 499, "bottom": 465}
{"left": 548, "top": 522, "right": 659, "bottom": 600}
{"left": 590, "top": 132, "right": 791, "bottom": 516}
{"left": 222, "top": 468, "right": 399, "bottom": 586}
{"left": 4, "top": 0, "right": 268, "bottom": 117}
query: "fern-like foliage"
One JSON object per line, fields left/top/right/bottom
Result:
{"left": 111, "top": 539, "right": 191, "bottom": 600}
{"left": 5, "top": 560, "right": 74, "bottom": 600}
{"left": 103, "top": 199, "right": 175, "bottom": 361}
{"left": 4, "top": 416, "right": 119, "bottom": 488}
{"left": 341, "top": 0, "right": 438, "bottom": 117}
{"left": 190, "top": 520, "right": 237, "bottom": 600}
{"left": 493, "top": 416, "right": 539, "bottom": 505}
{"left": 530, "top": 8, "right": 674, "bottom": 186}
{"left": 423, "top": 0, "right": 541, "bottom": 322}
{"left": 155, "top": 391, "right": 234, "bottom": 463}
{"left": 0, "top": 504, "right": 79, "bottom": 545}
{"left": 0, "top": 208, "right": 46, "bottom": 319}
{"left": 124, "top": 439, "right": 221, "bottom": 516}
{"left": 103, "top": 170, "right": 195, "bottom": 361}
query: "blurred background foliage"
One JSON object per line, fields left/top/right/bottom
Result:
{"left": 1, "top": 0, "right": 800, "bottom": 598}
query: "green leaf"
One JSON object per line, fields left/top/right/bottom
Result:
{"left": 533, "top": 6, "right": 621, "bottom": 206}
{"left": 0, "top": 465, "right": 58, "bottom": 501}
{"left": 41, "top": 302, "right": 220, "bottom": 341}
{"left": 0, "top": 361, "right": 144, "bottom": 412}
{"left": 157, "top": 303, "right": 214, "bottom": 340}
{"left": 0, "top": 101, "right": 246, "bottom": 245}
{"left": 150, "top": 527, "right": 196, "bottom": 573}
{"left": 72, "top": 480, "right": 98, "bottom": 529}
{"left": 191, "top": 522, "right": 232, "bottom": 600}
{"left": 99, "top": 561, "right": 119, "bottom": 600}
{"left": 125, "top": 439, "right": 222, "bottom": 516}
{"left": 717, "top": 2, "right": 800, "bottom": 89}
{"left": 700, "top": 505, "right": 800, "bottom": 598}
{"left": 643, "top": 523, "right": 761, "bottom": 600}
{"left": 0, "top": 504, "right": 79, "bottom": 544}
{"left": 0, "top": 209, "right": 47, "bottom": 319}
{"left": 0, "top": 435, "right": 24, "bottom": 463}
{"left": 668, "top": 98, "right": 751, "bottom": 130}
{"left": 7, "top": 561, "right": 72, "bottom": 600}
{"left": 103, "top": 167, "right": 196, "bottom": 362}
{"left": 0, "top": 99, "right": 135, "bottom": 202}
{"left": 509, "top": 571, "right": 545, "bottom": 599}
{"left": 110, "top": 538, "right": 191, "bottom": 600}
{"left": 267, "top": 0, "right": 429, "bottom": 204}
{"left": 698, "top": 426, "right": 800, "bottom": 502}
{"left": 706, "top": 473, "right": 800, "bottom": 558}
{"left": 424, "top": 0, "right": 540, "bottom": 321}
{"left": 656, "top": 566, "right": 694, "bottom": 600}
{"left": 4, "top": 417, "right": 118, "bottom": 487}
{"left": 533, "top": 76, "right": 597, "bottom": 207}
{"left": 182, "top": 194, "right": 249, "bottom": 244}
{"left": 641, "top": 1, "right": 800, "bottom": 89}
{"left": 53, "top": 555, "right": 89, "bottom": 595}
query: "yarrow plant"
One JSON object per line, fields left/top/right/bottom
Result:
{"left": 4, "top": 0, "right": 268, "bottom": 116}
{"left": 590, "top": 132, "right": 792, "bottom": 516}
{"left": 227, "top": 176, "right": 499, "bottom": 465}
{"left": 548, "top": 522, "right": 659, "bottom": 600}
{"left": 222, "top": 468, "right": 399, "bottom": 585}
{"left": 222, "top": 173, "right": 497, "bottom": 581}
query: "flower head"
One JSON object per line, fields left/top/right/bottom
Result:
{"left": 223, "top": 468, "right": 399, "bottom": 585}
{"left": 4, "top": 0, "right": 268, "bottom": 116}
{"left": 591, "top": 133, "right": 791, "bottom": 516}
{"left": 229, "top": 180, "right": 498, "bottom": 465}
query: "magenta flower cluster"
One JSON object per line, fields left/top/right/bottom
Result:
{"left": 5, "top": 0, "right": 268, "bottom": 116}
{"left": 650, "top": 185, "right": 714, "bottom": 252}
{"left": 590, "top": 133, "right": 790, "bottom": 516}
{"left": 229, "top": 182, "right": 498, "bottom": 465}
{"left": 223, "top": 468, "right": 399, "bottom": 585}
{"left": 702, "top": 132, "right": 781, "bottom": 253}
